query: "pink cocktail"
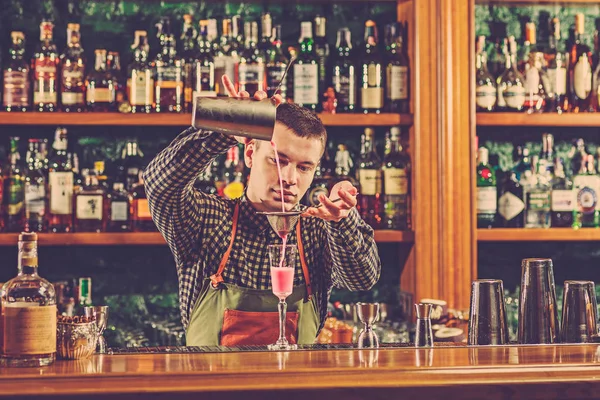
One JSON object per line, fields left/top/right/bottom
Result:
{"left": 270, "top": 266, "right": 294, "bottom": 299}
{"left": 268, "top": 244, "right": 298, "bottom": 351}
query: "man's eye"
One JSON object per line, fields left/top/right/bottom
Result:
{"left": 299, "top": 166, "right": 312, "bottom": 172}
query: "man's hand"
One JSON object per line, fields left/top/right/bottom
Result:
{"left": 221, "top": 75, "right": 283, "bottom": 144}
{"left": 302, "top": 181, "right": 358, "bottom": 222}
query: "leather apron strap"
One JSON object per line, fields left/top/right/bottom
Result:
{"left": 296, "top": 218, "right": 313, "bottom": 301}
{"left": 210, "top": 203, "right": 240, "bottom": 288}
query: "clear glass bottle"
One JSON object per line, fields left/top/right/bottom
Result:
{"left": 476, "top": 147, "right": 497, "bottom": 229}
{"left": 85, "top": 49, "right": 117, "bottom": 112}
{"left": 3, "top": 31, "right": 30, "bottom": 112}
{"left": 522, "top": 23, "right": 547, "bottom": 113}
{"left": 572, "top": 154, "right": 600, "bottom": 228}
{"left": 193, "top": 21, "right": 216, "bottom": 98}
{"left": 154, "top": 18, "right": 184, "bottom": 113}
{"left": 128, "top": 31, "right": 154, "bottom": 114}
{"left": 32, "top": 21, "right": 59, "bottom": 112}
{"left": 497, "top": 36, "right": 525, "bottom": 112}
{"left": 1, "top": 232, "right": 56, "bottom": 367}
{"left": 24, "top": 139, "right": 46, "bottom": 233}
{"left": 360, "top": 20, "right": 384, "bottom": 114}
{"left": 60, "top": 23, "right": 86, "bottom": 112}
{"left": 383, "top": 127, "right": 411, "bottom": 230}
{"left": 293, "top": 21, "right": 320, "bottom": 110}
{"left": 569, "top": 13, "right": 594, "bottom": 113}
{"left": 544, "top": 18, "right": 568, "bottom": 113}
{"left": 266, "top": 25, "right": 289, "bottom": 100}
{"left": 523, "top": 159, "right": 551, "bottom": 228}
{"left": 314, "top": 15, "right": 330, "bottom": 93}
{"left": 131, "top": 173, "right": 156, "bottom": 232}
{"left": 357, "top": 128, "right": 383, "bottom": 228}
{"left": 47, "top": 128, "right": 73, "bottom": 233}
{"left": 107, "top": 182, "right": 132, "bottom": 232}
{"left": 74, "top": 170, "right": 106, "bottom": 233}
{"left": 551, "top": 158, "right": 574, "bottom": 228}
{"left": 332, "top": 28, "right": 356, "bottom": 113}
{"left": 497, "top": 171, "right": 525, "bottom": 228}
{"left": 385, "top": 22, "right": 410, "bottom": 113}
{"left": 236, "top": 21, "right": 266, "bottom": 93}
{"left": 475, "top": 35, "right": 496, "bottom": 112}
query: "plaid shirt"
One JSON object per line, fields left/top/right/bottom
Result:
{"left": 144, "top": 127, "right": 381, "bottom": 331}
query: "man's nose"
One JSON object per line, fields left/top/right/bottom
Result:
{"left": 281, "top": 164, "right": 298, "bottom": 186}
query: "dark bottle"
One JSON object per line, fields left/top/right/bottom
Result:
{"left": 385, "top": 22, "right": 410, "bottom": 113}
{"left": 540, "top": 133, "right": 555, "bottom": 174}
{"left": 85, "top": 49, "right": 117, "bottom": 112}
{"left": 24, "top": 139, "right": 47, "bottom": 233}
{"left": 360, "top": 20, "right": 384, "bottom": 114}
{"left": 4, "top": 137, "right": 25, "bottom": 232}
{"left": 569, "top": 13, "right": 594, "bottom": 112}
{"left": 476, "top": 147, "right": 496, "bottom": 229}
{"left": 118, "top": 139, "right": 144, "bottom": 191}
{"left": 132, "top": 174, "right": 157, "bottom": 232}
{"left": 181, "top": 14, "right": 197, "bottom": 112}
{"left": 193, "top": 21, "right": 216, "bottom": 98}
{"left": 266, "top": 25, "right": 289, "bottom": 99}
{"left": 60, "top": 23, "right": 86, "bottom": 112}
{"left": 293, "top": 21, "right": 320, "bottom": 110}
{"left": 107, "top": 182, "right": 132, "bottom": 232}
{"left": 314, "top": 16, "right": 330, "bottom": 94}
{"left": 551, "top": 158, "right": 574, "bottom": 228}
{"left": 107, "top": 51, "right": 126, "bottom": 109}
{"left": 213, "top": 18, "right": 235, "bottom": 96}
{"left": 497, "top": 171, "right": 525, "bottom": 228}
{"left": 545, "top": 18, "right": 568, "bottom": 113}
{"left": 236, "top": 21, "right": 266, "bottom": 94}
{"left": 258, "top": 13, "right": 273, "bottom": 56}
{"left": 357, "top": 128, "right": 383, "bottom": 228}
{"left": 513, "top": 146, "right": 532, "bottom": 182}
{"left": 128, "top": 31, "right": 154, "bottom": 114}
{"left": 3, "top": 31, "right": 30, "bottom": 112}
{"left": 475, "top": 36, "right": 497, "bottom": 112}
{"left": 73, "top": 170, "right": 106, "bottom": 233}
{"left": 154, "top": 18, "right": 185, "bottom": 113}
{"left": 332, "top": 28, "right": 356, "bottom": 113}
{"left": 32, "top": 20, "right": 59, "bottom": 112}
{"left": 48, "top": 128, "right": 73, "bottom": 233}
{"left": 303, "top": 142, "right": 335, "bottom": 207}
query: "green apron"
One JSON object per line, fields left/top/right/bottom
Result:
{"left": 186, "top": 203, "right": 320, "bottom": 346}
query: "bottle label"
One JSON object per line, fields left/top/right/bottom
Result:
{"left": 62, "top": 69, "right": 84, "bottom": 88}
{"left": 527, "top": 191, "right": 551, "bottom": 211}
{"left": 293, "top": 64, "right": 319, "bottom": 104}
{"left": 136, "top": 198, "right": 152, "bottom": 219}
{"left": 266, "top": 65, "right": 287, "bottom": 98}
{"left": 358, "top": 169, "right": 382, "bottom": 196}
{"left": 25, "top": 183, "right": 46, "bottom": 215}
{"left": 76, "top": 195, "right": 103, "bottom": 220}
{"left": 307, "top": 184, "right": 329, "bottom": 207}
{"left": 111, "top": 201, "right": 128, "bottom": 221}
{"left": 574, "top": 55, "right": 592, "bottom": 100}
{"left": 383, "top": 168, "right": 408, "bottom": 195}
{"left": 524, "top": 67, "right": 540, "bottom": 95}
{"left": 361, "top": 87, "right": 384, "bottom": 109}
{"left": 503, "top": 86, "right": 525, "bottom": 109}
{"left": 574, "top": 175, "right": 600, "bottom": 212}
{"left": 316, "top": 46, "right": 328, "bottom": 84}
{"left": 367, "top": 64, "right": 380, "bottom": 87}
{"left": 49, "top": 171, "right": 73, "bottom": 215}
{"left": 551, "top": 189, "right": 575, "bottom": 212}
{"left": 156, "top": 65, "right": 183, "bottom": 82}
{"left": 34, "top": 60, "right": 57, "bottom": 79}
{"left": 194, "top": 64, "right": 214, "bottom": 93}
{"left": 498, "top": 191, "right": 525, "bottom": 221}
{"left": 3, "top": 304, "right": 57, "bottom": 355}
{"left": 33, "top": 59, "right": 57, "bottom": 104}
{"left": 61, "top": 92, "right": 84, "bottom": 105}
{"left": 3, "top": 70, "right": 30, "bottom": 107}
{"left": 332, "top": 70, "right": 355, "bottom": 105}
{"left": 477, "top": 186, "right": 497, "bottom": 213}
{"left": 546, "top": 67, "right": 567, "bottom": 96}
{"left": 387, "top": 65, "right": 408, "bottom": 100}
{"left": 476, "top": 85, "right": 497, "bottom": 109}
{"left": 86, "top": 87, "right": 114, "bottom": 103}
{"left": 238, "top": 63, "right": 265, "bottom": 89}
{"left": 7, "top": 177, "right": 24, "bottom": 215}
{"left": 128, "top": 70, "right": 154, "bottom": 106}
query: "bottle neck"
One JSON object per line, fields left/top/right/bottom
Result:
{"left": 95, "top": 53, "right": 107, "bottom": 71}
{"left": 390, "top": 135, "right": 402, "bottom": 153}
{"left": 18, "top": 241, "right": 38, "bottom": 276}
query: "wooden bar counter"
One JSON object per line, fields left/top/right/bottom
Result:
{"left": 1, "top": 344, "right": 600, "bottom": 399}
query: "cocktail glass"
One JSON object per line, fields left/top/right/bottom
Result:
{"left": 268, "top": 244, "right": 298, "bottom": 351}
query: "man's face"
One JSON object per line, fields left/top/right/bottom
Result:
{"left": 245, "top": 122, "right": 323, "bottom": 212}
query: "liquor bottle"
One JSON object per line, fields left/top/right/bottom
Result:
{"left": 488, "top": 36, "right": 506, "bottom": 80}
{"left": 517, "top": 23, "right": 533, "bottom": 74}
{"left": 236, "top": 21, "right": 266, "bottom": 93}
{"left": 497, "top": 171, "right": 525, "bottom": 228}
{"left": 154, "top": 18, "right": 185, "bottom": 113}
{"left": 476, "top": 147, "right": 497, "bottom": 229}
{"left": 544, "top": 18, "right": 568, "bottom": 113}
{"left": 214, "top": 18, "right": 235, "bottom": 96}
{"left": 181, "top": 14, "right": 197, "bottom": 112}
{"left": 77, "top": 277, "right": 92, "bottom": 309}
{"left": 314, "top": 15, "right": 330, "bottom": 93}
{"left": 513, "top": 146, "right": 531, "bottom": 182}
{"left": 39, "top": 139, "right": 49, "bottom": 178}
{"left": 258, "top": 13, "right": 273, "bottom": 56}
{"left": 3, "top": 31, "right": 30, "bottom": 112}
{"left": 24, "top": 139, "right": 46, "bottom": 233}
{"left": 357, "top": 128, "right": 383, "bottom": 228}
{"left": 266, "top": 25, "right": 289, "bottom": 99}
{"left": 496, "top": 37, "right": 525, "bottom": 112}
{"left": 385, "top": 22, "right": 410, "bottom": 113}
{"left": 72, "top": 153, "right": 83, "bottom": 192}
{"left": 522, "top": 23, "right": 547, "bottom": 113}
{"left": 332, "top": 28, "right": 356, "bottom": 113}
{"left": 1, "top": 232, "right": 56, "bottom": 367}
{"left": 131, "top": 173, "right": 156, "bottom": 232}
{"left": 382, "top": 127, "right": 410, "bottom": 230}
{"left": 128, "top": 31, "right": 154, "bottom": 114}
{"left": 107, "top": 51, "right": 126, "bottom": 109}
{"left": 303, "top": 141, "right": 335, "bottom": 207}
{"left": 523, "top": 159, "right": 551, "bottom": 228}
{"left": 540, "top": 133, "right": 555, "bottom": 174}
{"left": 569, "top": 13, "right": 594, "bottom": 112}
{"left": 573, "top": 154, "right": 600, "bottom": 228}
{"left": 60, "top": 23, "right": 86, "bottom": 112}
{"left": 222, "top": 145, "right": 245, "bottom": 200}
{"left": 118, "top": 139, "right": 144, "bottom": 191}
{"left": 47, "top": 128, "right": 73, "bottom": 233}
{"left": 94, "top": 161, "right": 109, "bottom": 190}
{"left": 4, "top": 137, "right": 25, "bottom": 232}
{"left": 569, "top": 138, "right": 587, "bottom": 177}
{"left": 73, "top": 169, "right": 106, "bottom": 233}
{"left": 551, "top": 158, "right": 574, "bottom": 228}
{"left": 293, "top": 22, "right": 320, "bottom": 110}
{"left": 85, "top": 49, "right": 117, "bottom": 112}
{"left": 32, "top": 21, "right": 59, "bottom": 112}
{"left": 107, "top": 182, "right": 132, "bottom": 232}
{"left": 360, "top": 21, "right": 384, "bottom": 114}
{"left": 475, "top": 36, "right": 496, "bottom": 112}
{"left": 193, "top": 21, "right": 216, "bottom": 98}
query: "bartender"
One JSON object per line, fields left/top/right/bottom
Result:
{"left": 144, "top": 76, "right": 381, "bottom": 346}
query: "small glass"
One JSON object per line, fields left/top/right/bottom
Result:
{"left": 268, "top": 244, "right": 297, "bottom": 351}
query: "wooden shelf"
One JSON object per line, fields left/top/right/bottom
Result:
{"left": 477, "top": 113, "right": 600, "bottom": 127}
{"left": 478, "top": 228, "right": 600, "bottom": 242}
{"left": 0, "top": 230, "right": 413, "bottom": 246}
{"left": 0, "top": 112, "right": 412, "bottom": 127}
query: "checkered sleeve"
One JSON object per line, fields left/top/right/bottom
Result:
{"left": 323, "top": 208, "right": 381, "bottom": 290}
{"left": 143, "top": 127, "right": 238, "bottom": 263}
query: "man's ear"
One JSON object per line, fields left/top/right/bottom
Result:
{"left": 244, "top": 140, "right": 257, "bottom": 168}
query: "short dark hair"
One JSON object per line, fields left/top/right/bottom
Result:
{"left": 274, "top": 103, "right": 327, "bottom": 151}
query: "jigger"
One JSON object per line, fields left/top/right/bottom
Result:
{"left": 518, "top": 258, "right": 560, "bottom": 344}
{"left": 84, "top": 306, "right": 110, "bottom": 353}
{"left": 468, "top": 279, "right": 509, "bottom": 346}
{"left": 561, "top": 281, "right": 598, "bottom": 344}
{"left": 415, "top": 303, "right": 434, "bottom": 347}
{"left": 356, "top": 302, "right": 380, "bottom": 348}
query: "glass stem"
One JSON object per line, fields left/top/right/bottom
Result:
{"left": 278, "top": 299, "right": 287, "bottom": 343}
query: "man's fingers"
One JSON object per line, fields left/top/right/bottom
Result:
{"left": 319, "top": 195, "right": 342, "bottom": 217}
{"left": 239, "top": 90, "right": 250, "bottom": 98}
{"left": 222, "top": 75, "right": 238, "bottom": 97}
{"left": 254, "top": 91, "right": 268, "bottom": 101}
{"left": 272, "top": 94, "right": 284, "bottom": 106}
{"left": 338, "top": 189, "right": 357, "bottom": 209}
